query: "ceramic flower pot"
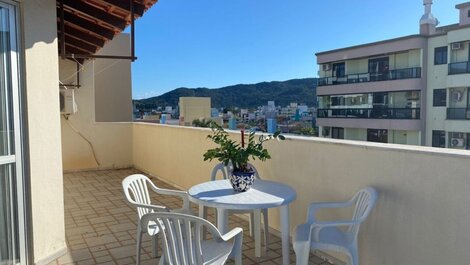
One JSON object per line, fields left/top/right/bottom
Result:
{"left": 229, "top": 171, "right": 255, "bottom": 192}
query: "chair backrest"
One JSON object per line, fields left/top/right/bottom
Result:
{"left": 210, "top": 162, "right": 260, "bottom": 181}
{"left": 141, "top": 212, "right": 224, "bottom": 265}
{"left": 349, "top": 187, "right": 378, "bottom": 236}
{"left": 122, "top": 174, "right": 154, "bottom": 219}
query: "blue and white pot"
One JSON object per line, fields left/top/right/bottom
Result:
{"left": 230, "top": 171, "right": 255, "bottom": 192}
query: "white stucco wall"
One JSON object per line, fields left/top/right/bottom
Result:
{"left": 60, "top": 35, "right": 133, "bottom": 171}
{"left": 22, "top": 0, "right": 66, "bottom": 263}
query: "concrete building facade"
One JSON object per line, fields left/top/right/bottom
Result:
{"left": 316, "top": 1, "right": 470, "bottom": 150}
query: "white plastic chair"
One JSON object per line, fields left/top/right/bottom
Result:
{"left": 140, "top": 212, "right": 243, "bottom": 265}
{"left": 293, "top": 187, "right": 378, "bottom": 265}
{"left": 122, "top": 174, "right": 192, "bottom": 264}
{"left": 202, "top": 163, "right": 269, "bottom": 249}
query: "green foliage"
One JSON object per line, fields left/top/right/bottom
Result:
{"left": 299, "top": 127, "right": 316, "bottom": 136}
{"left": 203, "top": 122, "right": 285, "bottom": 172}
{"left": 135, "top": 78, "right": 317, "bottom": 110}
{"left": 192, "top": 119, "right": 213, "bottom": 128}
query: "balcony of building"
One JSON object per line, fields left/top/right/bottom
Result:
{"left": 56, "top": 122, "right": 470, "bottom": 265}
{"left": 446, "top": 41, "right": 470, "bottom": 87}
{"left": 316, "top": 38, "right": 425, "bottom": 95}
{"left": 446, "top": 87, "right": 470, "bottom": 120}
{"left": 317, "top": 67, "right": 421, "bottom": 87}
{"left": 316, "top": 91, "right": 422, "bottom": 132}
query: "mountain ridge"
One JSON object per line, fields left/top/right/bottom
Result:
{"left": 135, "top": 78, "right": 317, "bottom": 109}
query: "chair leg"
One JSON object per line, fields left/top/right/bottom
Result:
{"left": 262, "top": 209, "right": 269, "bottom": 252}
{"left": 349, "top": 249, "right": 359, "bottom": 265}
{"left": 152, "top": 233, "right": 159, "bottom": 258}
{"left": 293, "top": 241, "right": 310, "bottom": 265}
{"left": 136, "top": 230, "right": 143, "bottom": 265}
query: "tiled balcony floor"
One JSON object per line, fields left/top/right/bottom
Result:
{"left": 52, "top": 168, "right": 333, "bottom": 265}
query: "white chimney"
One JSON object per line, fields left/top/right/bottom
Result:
{"left": 420, "top": 0, "right": 439, "bottom": 35}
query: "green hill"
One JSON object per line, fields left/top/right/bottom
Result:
{"left": 135, "top": 78, "right": 317, "bottom": 109}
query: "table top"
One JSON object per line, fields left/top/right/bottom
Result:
{"left": 188, "top": 180, "right": 297, "bottom": 210}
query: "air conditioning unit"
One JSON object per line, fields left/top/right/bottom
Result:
{"left": 451, "top": 42, "right": 463, "bottom": 50}
{"left": 59, "top": 89, "right": 78, "bottom": 115}
{"left": 451, "top": 137, "right": 465, "bottom": 147}
{"left": 322, "top": 64, "right": 331, "bottom": 71}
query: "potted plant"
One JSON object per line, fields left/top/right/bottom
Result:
{"left": 203, "top": 122, "right": 285, "bottom": 192}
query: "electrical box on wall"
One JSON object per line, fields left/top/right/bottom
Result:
{"left": 59, "top": 89, "right": 78, "bottom": 115}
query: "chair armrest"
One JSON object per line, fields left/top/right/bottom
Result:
{"left": 311, "top": 220, "right": 359, "bottom": 229}
{"left": 221, "top": 227, "right": 243, "bottom": 242}
{"left": 307, "top": 200, "right": 354, "bottom": 222}
{"left": 222, "top": 227, "right": 243, "bottom": 261}
{"left": 149, "top": 186, "right": 191, "bottom": 211}
{"left": 130, "top": 202, "right": 169, "bottom": 212}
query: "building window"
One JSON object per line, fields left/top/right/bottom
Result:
{"left": 434, "top": 46, "right": 448, "bottom": 65}
{"left": 367, "top": 129, "right": 388, "bottom": 143}
{"left": 433, "top": 89, "right": 447, "bottom": 107}
{"left": 331, "top": 127, "right": 344, "bottom": 139}
{"left": 468, "top": 10, "right": 470, "bottom": 17}
{"left": 432, "top": 130, "right": 446, "bottom": 148}
{"left": 332, "top": 62, "right": 345, "bottom": 77}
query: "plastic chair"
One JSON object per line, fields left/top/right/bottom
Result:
{"left": 140, "top": 212, "right": 243, "bottom": 265}
{"left": 202, "top": 163, "right": 269, "bottom": 250}
{"left": 122, "top": 174, "right": 192, "bottom": 264}
{"left": 293, "top": 187, "right": 378, "bottom": 265}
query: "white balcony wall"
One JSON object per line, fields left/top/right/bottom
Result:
{"left": 132, "top": 123, "right": 470, "bottom": 265}
{"left": 59, "top": 36, "right": 133, "bottom": 171}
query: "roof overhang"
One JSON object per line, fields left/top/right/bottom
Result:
{"left": 57, "top": 0, "right": 158, "bottom": 61}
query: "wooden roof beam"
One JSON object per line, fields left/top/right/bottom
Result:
{"left": 62, "top": 43, "right": 92, "bottom": 55}
{"left": 98, "top": 0, "right": 145, "bottom": 17}
{"left": 58, "top": 23, "right": 106, "bottom": 47}
{"left": 60, "top": 9, "right": 116, "bottom": 40}
{"left": 63, "top": 0, "right": 126, "bottom": 30}
{"left": 64, "top": 35, "right": 98, "bottom": 54}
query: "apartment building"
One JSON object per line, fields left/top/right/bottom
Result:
{"left": 316, "top": 0, "right": 470, "bottom": 150}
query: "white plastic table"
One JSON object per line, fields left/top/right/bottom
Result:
{"left": 188, "top": 179, "right": 297, "bottom": 265}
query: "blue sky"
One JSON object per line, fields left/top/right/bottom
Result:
{"left": 131, "top": 0, "right": 462, "bottom": 99}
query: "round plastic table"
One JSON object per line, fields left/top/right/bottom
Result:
{"left": 188, "top": 179, "right": 297, "bottom": 265}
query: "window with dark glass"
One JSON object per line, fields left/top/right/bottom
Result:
{"left": 433, "top": 89, "right": 447, "bottom": 107}
{"left": 367, "top": 129, "right": 388, "bottom": 143}
{"left": 332, "top": 62, "right": 345, "bottom": 77}
{"left": 434, "top": 46, "right": 448, "bottom": 65}
{"left": 468, "top": 10, "right": 470, "bottom": 17}
{"left": 331, "top": 127, "right": 344, "bottom": 139}
{"left": 432, "top": 130, "right": 446, "bottom": 148}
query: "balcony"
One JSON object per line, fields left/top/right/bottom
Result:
{"left": 317, "top": 108, "right": 421, "bottom": 119}
{"left": 57, "top": 123, "right": 470, "bottom": 265}
{"left": 447, "top": 107, "right": 470, "bottom": 120}
{"left": 448, "top": 61, "right": 470, "bottom": 75}
{"left": 318, "top": 67, "right": 421, "bottom": 87}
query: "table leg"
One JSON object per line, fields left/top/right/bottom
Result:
{"left": 216, "top": 208, "right": 228, "bottom": 234}
{"left": 254, "top": 210, "right": 261, "bottom": 257}
{"left": 280, "top": 205, "right": 290, "bottom": 265}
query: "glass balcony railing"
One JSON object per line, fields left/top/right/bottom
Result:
{"left": 318, "top": 67, "right": 422, "bottom": 86}
{"left": 317, "top": 108, "right": 421, "bottom": 119}
{"left": 447, "top": 108, "right": 470, "bottom": 120}
{"left": 448, "top": 62, "right": 470, "bottom": 75}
